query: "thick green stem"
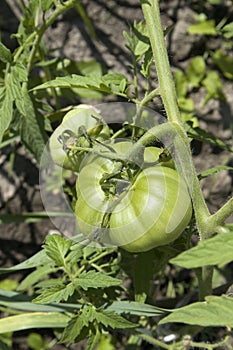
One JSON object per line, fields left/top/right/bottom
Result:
{"left": 196, "top": 266, "right": 214, "bottom": 301}
{"left": 141, "top": 0, "right": 181, "bottom": 123}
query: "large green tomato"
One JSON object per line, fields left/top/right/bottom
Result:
{"left": 75, "top": 141, "right": 192, "bottom": 253}
{"left": 49, "top": 104, "right": 110, "bottom": 171}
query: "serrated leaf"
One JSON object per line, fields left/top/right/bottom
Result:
{"left": 102, "top": 73, "right": 127, "bottom": 85}
{"left": 76, "top": 271, "right": 122, "bottom": 290}
{"left": 170, "top": 232, "right": 233, "bottom": 268}
{"left": 33, "top": 282, "right": 75, "bottom": 304}
{"left": 105, "top": 301, "right": 165, "bottom": 316}
{"left": 0, "top": 289, "right": 69, "bottom": 312}
{"left": 0, "top": 250, "right": 50, "bottom": 275}
{"left": 159, "top": 296, "right": 233, "bottom": 327}
{"left": 188, "top": 20, "right": 217, "bottom": 35}
{"left": 32, "top": 74, "right": 109, "bottom": 92}
{"left": 61, "top": 312, "right": 90, "bottom": 343}
{"left": 43, "top": 234, "right": 72, "bottom": 266}
{"left": 95, "top": 310, "right": 136, "bottom": 329}
{"left": 0, "top": 42, "right": 12, "bottom": 63}
{"left": 0, "top": 86, "right": 13, "bottom": 143}
{"left": 198, "top": 165, "right": 233, "bottom": 180}
{"left": 141, "top": 47, "right": 153, "bottom": 78}
{"left": 0, "top": 312, "right": 69, "bottom": 333}
{"left": 18, "top": 88, "right": 48, "bottom": 162}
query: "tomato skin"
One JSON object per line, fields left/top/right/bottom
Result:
{"left": 75, "top": 141, "right": 192, "bottom": 253}
{"left": 49, "top": 104, "right": 110, "bottom": 171}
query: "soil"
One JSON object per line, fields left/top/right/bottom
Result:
{"left": 0, "top": 0, "right": 233, "bottom": 349}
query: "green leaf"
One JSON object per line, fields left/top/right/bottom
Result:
{"left": 159, "top": 295, "right": 233, "bottom": 327}
{"left": 43, "top": 234, "right": 72, "bottom": 266}
{"left": 141, "top": 47, "right": 153, "bottom": 78}
{"left": 0, "top": 42, "right": 12, "bottom": 63}
{"left": 27, "top": 333, "right": 46, "bottom": 350}
{"left": 198, "top": 165, "right": 233, "bottom": 180}
{"left": 222, "top": 22, "right": 233, "bottom": 39}
{"left": 17, "top": 265, "right": 57, "bottom": 292}
{"left": 0, "top": 86, "right": 13, "bottom": 143}
{"left": 95, "top": 310, "right": 136, "bottom": 329}
{"left": 18, "top": 88, "right": 48, "bottom": 162}
{"left": 76, "top": 271, "right": 122, "bottom": 290}
{"left": 185, "top": 121, "right": 231, "bottom": 151}
{"left": 33, "top": 282, "right": 75, "bottom": 304}
{"left": 170, "top": 232, "right": 233, "bottom": 268}
{"left": 102, "top": 73, "right": 127, "bottom": 85}
{"left": 0, "top": 289, "right": 70, "bottom": 312}
{"left": 123, "top": 21, "right": 150, "bottom": 61}
{"left": 202, "top": 70, "right": 225, "bottom": 103}
{"left": 188, "top": 20, "right": 217, "bottom": 35}
{"left": 211, "top": 49, "right": 233, "bottom": 80}
{"left": 105, "top": 301, "right": 165, "bottom": 316}
{"left": 41, "top": 0, "right": 55, "bottom": 12}
{"left": 0, "top": 250, "right": 50, "bottom": 275}
{"left": 186, "top": 56, "right": 206, "bottom": 87}
{"left": 0, "top": 312, "right": 69, "bottom": 333}
{"left": 61, "top": 311, "right": 90, "bottom": 343}
{"left": 174, "top": 70, "right": 188, "bottom": 98}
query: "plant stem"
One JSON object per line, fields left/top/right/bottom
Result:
{"left": 209, "top": 197, "right": 233, "bottom": 228}
{"left": 27, "top": 0, "right": 80, "bottom": 72}
{"left": 140, "top": 88, "right": 160, "bottom": 106}
{"left": 140, "top": 0, "right": 181, "bottom": 124}
{"left": 196, "top": 266, "right": 214, "bottom": 301}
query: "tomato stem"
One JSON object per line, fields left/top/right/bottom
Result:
{"left": 140, "top": 0, "right": 181, "bottom": 124}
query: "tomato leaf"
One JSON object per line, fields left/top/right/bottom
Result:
{"left": 188, "top": 20, "right": 217, "bottom": 35}
{"left": 95, "top": 310, "right": 136, "bottom": 329}
{"left": 76, "top": 271, "right": 122, "bottom": 290}
{"left": 186, "top": 56, "right": 206, "bottom": 88}
{"left": 0, "top": 42, "right": 12, "bottom": 63}
{"left": 33, "top": 283, "right": 75, "bottom": 304}
{"left": 0, "top": 83, "right": 13, "bottom": 144}
{"left": 0, "top": 251, "right": 50, "bottom": 275}
{"left": 43, "top": 234, "right": 72, "bottom": 267}
{"left": 159, "top": 296, "right": 233, "bottom": 327}
{"left": 170, "top": 231, "right": 233, "bottom": 268}
{"left": 105, "top": 301, "right": 165, "bottom": 316}
{"left": 202, "top": 70, "right": 226, "bottom": 104}
{"left": 18, "top": 88, "right": 48, "bottom": 162}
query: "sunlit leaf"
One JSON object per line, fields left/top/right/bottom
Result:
{"left": 170, "top": 232, "right": 233, "bottom": 268}
{"left": 159, "top": 296, "right": 233, "bottom": 326}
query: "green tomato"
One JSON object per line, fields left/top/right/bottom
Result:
{"left": 49, "top": 104, "right": 110, "bottom": 171}
{"left": 75, "top": 141, "right": 192, "bottom": 253}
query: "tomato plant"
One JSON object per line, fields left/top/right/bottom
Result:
{"left": 75, "top": 141, "right": 192, "bottom": 252}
